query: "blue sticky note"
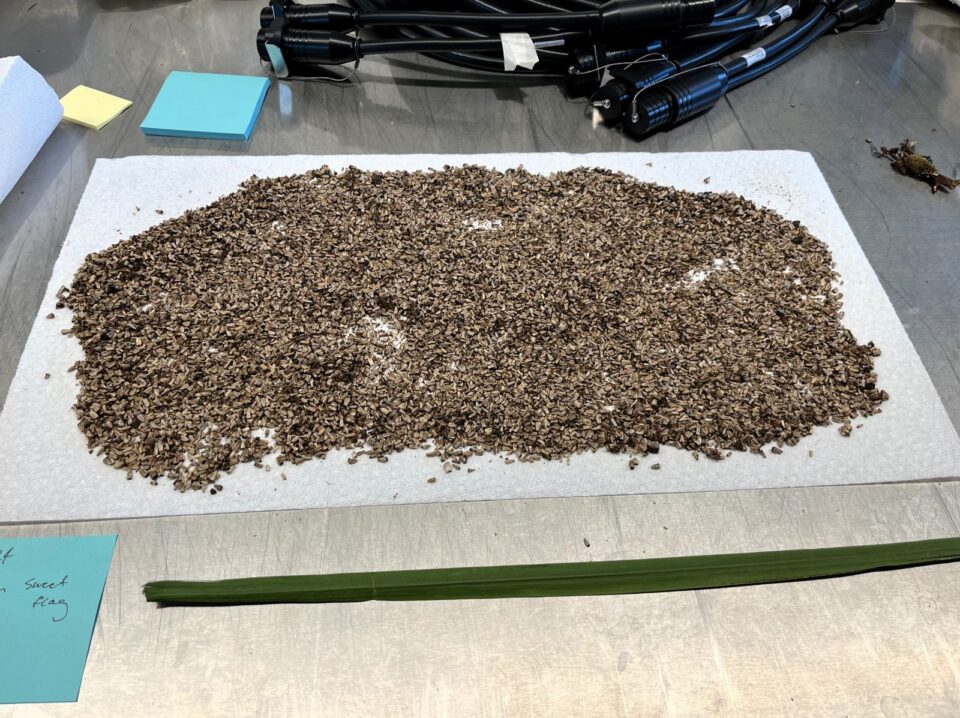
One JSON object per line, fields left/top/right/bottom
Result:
{"left": 0, "top": 535, "right": 117, "bottom": 704}
{"left": 140, "top": 71, "right": 270, "bottom": 141}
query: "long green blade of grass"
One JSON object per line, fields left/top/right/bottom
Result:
{"left": 143, "top": 537, "right": 960, "bottom": 606}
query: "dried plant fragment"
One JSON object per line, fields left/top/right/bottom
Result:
{"left": 873, "top": 139, "right": 959, "bottom": 193}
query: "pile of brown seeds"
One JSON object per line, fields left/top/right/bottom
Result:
{"left": 61, "top": 166, "right": 886, "bottom": 491}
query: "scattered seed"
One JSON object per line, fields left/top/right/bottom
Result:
{"left": 46, "top": 313, "right": 55, "bottom": 319}
{"left": 628, "top": 458, "right": 639, "bottom": 470}
{"left": 583, "top": 538, "right": 590, "bottom": 547}
{"left": 651, "top": 463, "right": 661, "bottom": 470}
{"left": 427, "top": 476, "right": 437, "bottom": 483}
{"left": 59, "top": 165, "right": 887, "bottom": 492}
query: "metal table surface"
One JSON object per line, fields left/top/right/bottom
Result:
{"left": 1, "top": 1, "right": 959, "bottom": 715}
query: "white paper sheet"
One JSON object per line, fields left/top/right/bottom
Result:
{"left": 0, "top": 56, "right": 63, "bottom": 205}
{"left": 1, "top": 152, "right": 958, "bottom": 523}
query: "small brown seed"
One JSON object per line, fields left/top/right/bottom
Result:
{"left": 58, "top": 165, "right": 887, "bottom": 492}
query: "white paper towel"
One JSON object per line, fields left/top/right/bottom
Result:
{"left": 0, "top": 151, "right": 958, "bottom": 523}
{"left": 0, "top": 56, "right": 63, "bottom": 204}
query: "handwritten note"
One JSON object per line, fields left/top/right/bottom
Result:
{"left": 0, "top": 534, "right": 116, "bottom": 704}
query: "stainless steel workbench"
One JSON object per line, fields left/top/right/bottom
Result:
{"left": 1, "top": 1, "right": 959, "bottom": 715}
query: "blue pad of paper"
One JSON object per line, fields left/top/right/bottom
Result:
{"left": 0, "top": 535, "right": 117, "bottom": 704}
{"left": 140, "top": 71, "right": 270, "bottom": 141}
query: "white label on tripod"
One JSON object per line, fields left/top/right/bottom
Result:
{"left": 500, "top": 33, "right": 539, "bottom": 71}
{"left": 774, "top": 5, "right": 793, "bottom": 21}
{"left": 741, "top": 48, "right": 767, "bottom": 67}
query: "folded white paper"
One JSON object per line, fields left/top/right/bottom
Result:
{"left": 0, "top": 56, "right": 63, "bottom": 204}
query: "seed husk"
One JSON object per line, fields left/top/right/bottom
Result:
{"left": 61, "top": 165, "right": 887, "bottom": 492}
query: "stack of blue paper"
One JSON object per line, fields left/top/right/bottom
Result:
{"left": 140, "top": 71, "right": 270, "bottom": 141}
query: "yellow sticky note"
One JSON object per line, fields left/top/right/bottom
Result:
{"left": 59, "top": 85, "right": 132, "bottom": 131}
